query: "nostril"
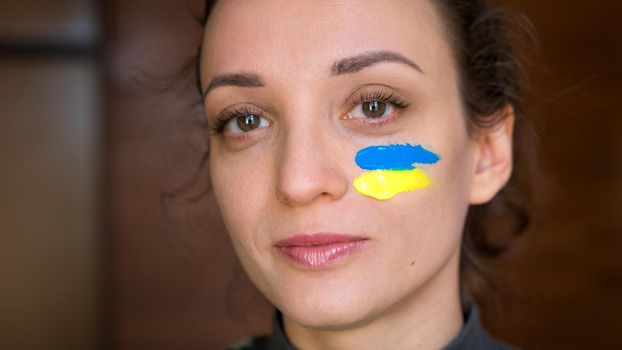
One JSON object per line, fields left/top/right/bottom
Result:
{"left": 275, "top": 129, "right": 349, "bottom": 206}
{"left": 275, "top": 164, "right": 348, "bottom": 207}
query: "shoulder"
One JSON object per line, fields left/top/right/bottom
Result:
{"left": 443, "top": 303, "right": 516, "bottom": 350}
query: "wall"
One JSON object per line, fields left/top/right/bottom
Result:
{"left": 0, "top": 1, "right": 103, "bottom": 349}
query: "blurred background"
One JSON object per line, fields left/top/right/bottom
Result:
{"left": 0, "top": 0, "right": 620, "bottom": 349}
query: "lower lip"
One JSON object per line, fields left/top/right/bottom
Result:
{"left": 276, "top": 240, "right": 367, "bottom": 269}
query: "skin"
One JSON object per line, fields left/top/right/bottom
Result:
{"left": 200, "top": 0, "right": 514, "bottom": 349}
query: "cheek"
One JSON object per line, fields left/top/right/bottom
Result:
{"left": 210, "top": 144, "right": 299, "bottom": 299}
{"left": 209, "top": 149, "right": 272, "bottom": 247}
{"left": 433, "top": 126, "right": 475, "bottom": 209}
{"left": 391, "top": 127, "right": 474, "bottom": 271}
{"left": 385, "top": 165, "right": 470, "bottom": 305}
{"left": 209, "top": 149, "right": 280, "bottom": 294}
{"left": 421, "top": 131, "right": 474, "bottom": 249}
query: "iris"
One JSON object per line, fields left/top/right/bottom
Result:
{"left": 362, "top": 100, "right": 387, "bottom": 118}
{"left": 236, "top": 114, "right": 261, "bottom": 132}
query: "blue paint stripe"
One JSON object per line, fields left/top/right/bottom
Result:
{"left": 355, "top": 144, "right": 440, "bottom": 170}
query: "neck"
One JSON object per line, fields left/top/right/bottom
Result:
{"left": 283, "top": 250, "right": 464, "bottom": 350}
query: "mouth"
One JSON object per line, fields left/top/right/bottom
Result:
{"left": 274, "top": 233, "right": 368, "bottom": 269}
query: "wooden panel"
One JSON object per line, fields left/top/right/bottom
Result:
{"left": 0, "top": 0, "right": 98, "bottom": 44}
{"left": 0, "top": 58, "right": 101, "bottom": 350}
{"left": 481, "top": 1, "right": 622, "bottom": 349}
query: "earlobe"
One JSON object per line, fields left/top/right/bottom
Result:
{"left": 469, "top": 106, "right": 515, "bottom": 205}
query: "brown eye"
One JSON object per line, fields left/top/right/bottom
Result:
{"left": 346, "top": 99, "right": 395, "bottom": 122}
{"left": 362, "top": 100, "right": 387, "bottom": 118}
{"left": 236, "top": 114, "right": 261, "bottom": 132}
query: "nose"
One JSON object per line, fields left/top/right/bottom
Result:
{"left": 275, "top": 124, "right": 349, "bottom": 207}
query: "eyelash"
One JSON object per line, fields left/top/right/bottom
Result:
{"left": 209, "top": 105, "right": 264, "bottom": 135}
{"left": 208, "top": 88, "right": 410, "bottom": 135}
{"left": 349, "top": 89, "right": 410, "bottom": 111}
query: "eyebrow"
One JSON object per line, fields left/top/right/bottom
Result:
{"left": 202, "top": 50, "right": 422, "bottom": 98}
{"left": 331, "top": 50, "right": 423, "bottom": 76}
{"left": 203, "top": 72, "right": 264, "bottom": 97}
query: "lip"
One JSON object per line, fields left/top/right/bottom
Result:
{"left": 274, "top": 233, "right": 368, "bottom": 269}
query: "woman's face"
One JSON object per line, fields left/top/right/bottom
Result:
{"left": 202, "top": 0, "right": 483, "bottom": 329}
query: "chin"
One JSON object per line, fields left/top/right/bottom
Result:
{"left": 268, "top": 272, "right": 394, "bottom": 331}
{"left": 280, "top": 294, "right": 374, "bottom": 331}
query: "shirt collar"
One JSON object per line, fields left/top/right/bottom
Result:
{"left": 266, "top": 303, "right": 509, "bottom": 350}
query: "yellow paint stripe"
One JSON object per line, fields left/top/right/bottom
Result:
{"left": 353, "top": 169, "right": 431, "bottom": 200}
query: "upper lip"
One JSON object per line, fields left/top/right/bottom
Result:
{"left": 274, "top": 233, "right": 368, "bottom": 247}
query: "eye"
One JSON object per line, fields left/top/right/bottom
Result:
{"left": 344, "top": 88, "right": 410, "bottom": 123}
{"left": 227, "top": 113, "right": 269, "bottom": 133}
{"left": 210, "top": 105, "right": 271, "bottom": 135}
{"left": 350, "top": 100, "right": 392, "bottom": 119}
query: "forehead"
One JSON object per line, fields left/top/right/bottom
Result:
{"left": 201, "top": 0, "right": 452, "bottom": 83}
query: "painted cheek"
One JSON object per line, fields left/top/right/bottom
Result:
{"left": 353, "top": 169, "right": 431, "bottom": 200}
{"left": 353, "top": 144, "right": 440, "bottom": 201}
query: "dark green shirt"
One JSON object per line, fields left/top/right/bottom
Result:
{"left": 226, "top": 304, "right": 513, "bottom": 350}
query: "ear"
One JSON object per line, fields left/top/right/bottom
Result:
{"left": 469, "top": 105, "right": 515, "bottom": 205}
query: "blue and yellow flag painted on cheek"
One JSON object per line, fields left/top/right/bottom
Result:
{"left": 353, "top": 144, "right": 440, "bottom": 200}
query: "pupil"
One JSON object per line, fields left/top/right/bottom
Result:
{"left": 363, "top": 101, "right": 386, "bottom": 118}
{"left": 237, "top": 114, "right": 260, "bottom": 131}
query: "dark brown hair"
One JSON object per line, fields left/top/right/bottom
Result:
{"left": 428, "top": 0, "right": 539, "bottom": 307}
{"left": 194, "top": 0, "right": 539, "bottom": 307}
